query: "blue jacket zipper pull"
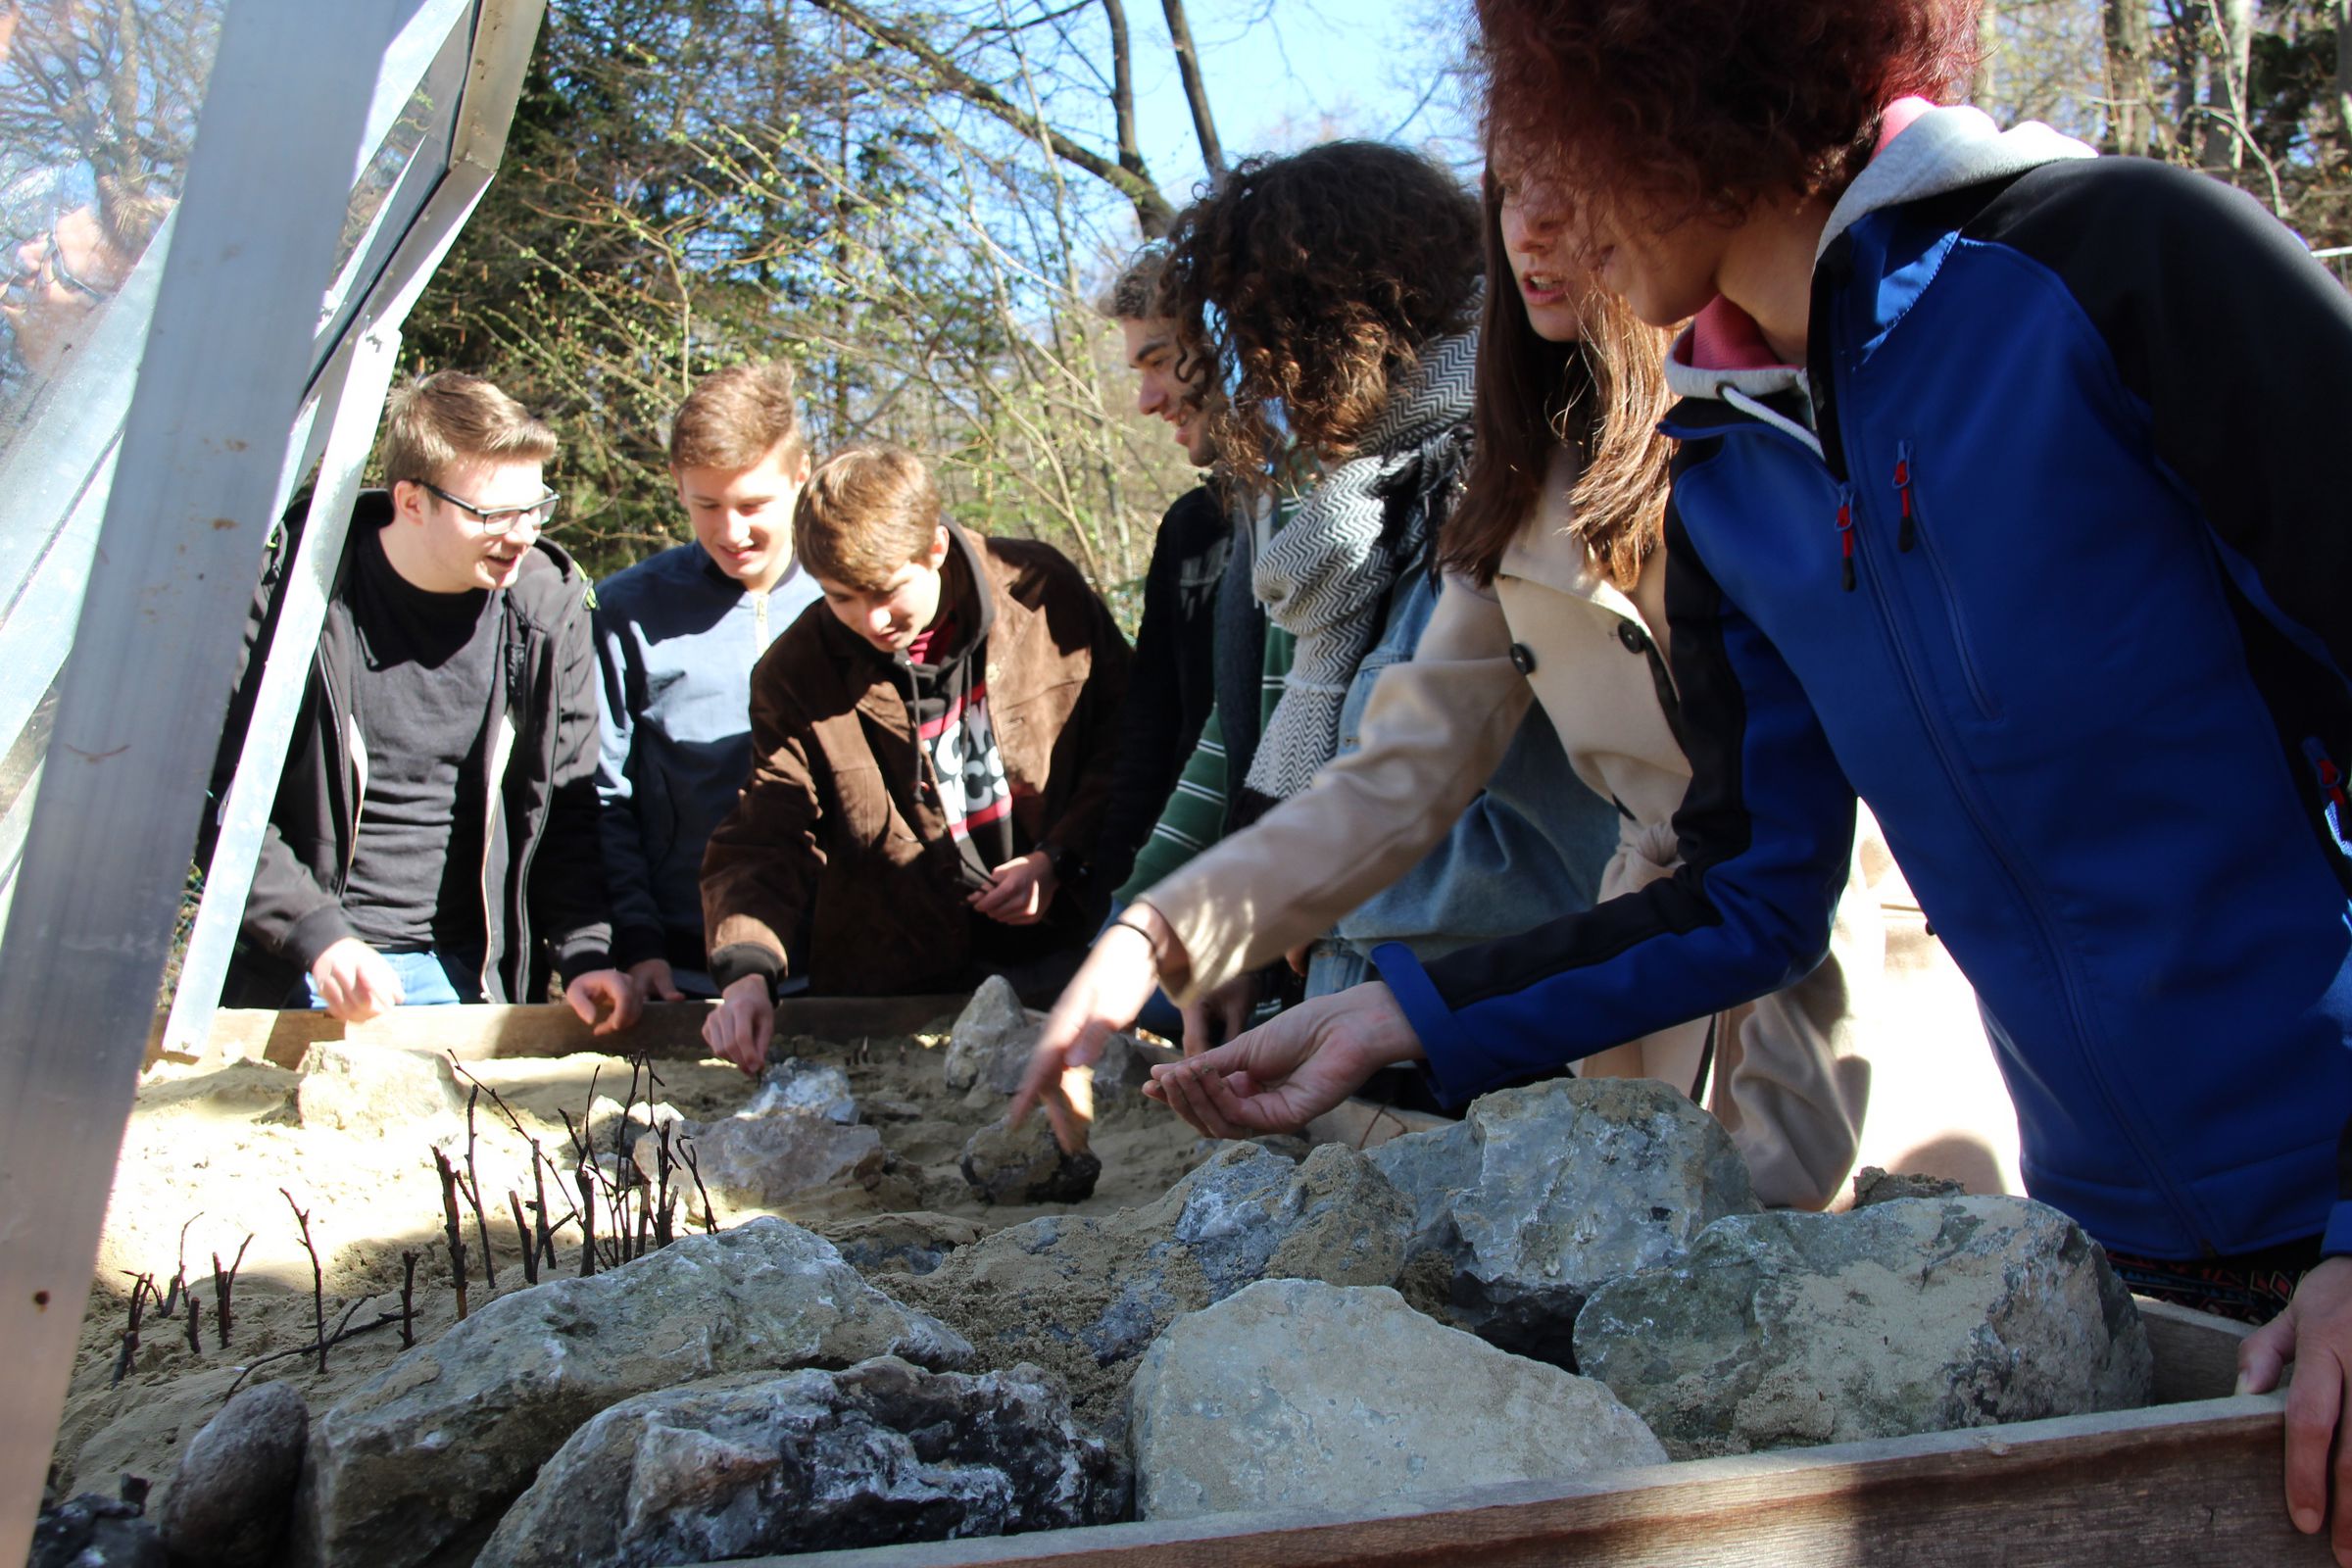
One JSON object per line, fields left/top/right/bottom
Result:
{"left": 1835, "top": 485, "right": 1857, "bottom": 592}
{"left": 1893, "top": 443, "right": 1918, "bottom": 553}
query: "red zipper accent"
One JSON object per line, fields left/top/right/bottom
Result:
{"left": 1893, "top": 444, "right": 1917, "bottom": 553}
{"left": 1835, "top": 495, "right": 1856, "bottom": 592}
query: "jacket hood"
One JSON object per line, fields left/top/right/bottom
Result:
{"left": 1663, "top": 103, "right": 2097, "bottom": 407}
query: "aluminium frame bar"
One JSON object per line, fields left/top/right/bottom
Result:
{"left": 0, "top": 0, "right": 405, "bottom": 1556}
{"left": 154, "top": 0, "right": 546, "bottom": 1065}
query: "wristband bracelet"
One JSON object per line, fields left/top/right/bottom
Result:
{"left": 1108, "top": 910, "right": 1169, "bottom": 965}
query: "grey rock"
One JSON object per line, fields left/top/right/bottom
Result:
{"left": 1129, "top": 1281, "right": 1664, "bottom": 1521}
{"left": 29, "top": 1494, "right": 166, "bottom": 1568}
{"left": 1575, "top": 1196, "right": 2154, "bottom": 1459}
{"left": 1850, "top": 1165, "right": 1968, "bottom": 1207}
{"left": 900, "top": 1142, "right": 1410, "bottom": 1429}
{"left": 1368, "top": 1078, "right": 1758, "bottom": 1365}
{"left": 960, "top": 1111, "right": 1102, "bottom": 1203}
{"left": 863, "top": 1097, "right": 925, "bottom": 1123}
{"left": 1248, "top": 1134, "right": 1312, "bottom": 1163}
{"left": 476, "top": 1356, "right": 1126, "bottom": 1567}
{"left": 292, "top": 1044, "right": 464, "bottom": 1133}
{"left": 824, "top": 1211, "right": 984, "bottom": 1278}
{"left": 742, "top": 1056, "right": 859, "bottom": 1124}
{"left": 1090, "top": 1030, "right": 1173, "bottom": 1099}
{"left": 941, "top": 976, "right": 1037, "bottom": 1094}
{"left": 157, "top": 1381, "right": 308, "bottom": 1567}
{"left": 634, "top": 1113, "right": 884, "bottom": 1218}
{"left": 293, "top": 1217, "right": 971, "bottom": 1568}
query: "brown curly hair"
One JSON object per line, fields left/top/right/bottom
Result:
{"left": 1444, "top": 171, "right": 1674, "bottom": 592}
{"left": 1160, "top": 141, "right": 1483, "bottom": 489}
{"left": 1476, "top": 0, "right": 1980, "bottom": 224}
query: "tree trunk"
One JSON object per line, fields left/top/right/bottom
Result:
{"left": 1160, "top": 0, "right": 1224, "bottom": 176}
{"left": 2200, "top": 0, "right": 2254, "bottom": 172}
{"left": 1101, "top": 0, "right": 1150, "bottom": 183}
{"left": 2103, "top": 0, "right": 2156, "bottom": 156}
{"left": 2335, "top": 0, "right": 2352, "bottom": 166}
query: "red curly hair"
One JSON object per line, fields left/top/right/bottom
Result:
{"left": 1477, "top": 0, "right": 1981, "bottom": 221}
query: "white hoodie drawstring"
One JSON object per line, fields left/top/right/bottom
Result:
{"left": 1718, "top": 384, "right": 1825, "bottom": 461}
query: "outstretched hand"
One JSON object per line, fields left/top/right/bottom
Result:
{"left": 1010, "top": 921, "right": 1163, "bottom": 1152}
{"left": 1146, "top": 981, "right": 1427, "bottom": 1139}
{"left": 564, "top": 967, "right": 643, "bottom": 1036}
{"left": 2240, "top": 1253, "right": 2352, "bottom": 1563}
{"left": 703, "top": 973, "right": 775, "bottom": 1078}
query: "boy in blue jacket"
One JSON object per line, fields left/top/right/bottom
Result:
{"left": 593, "top": 364, "right": 821, "bottom": 1000}
{"left": 1077, "top": 1, "right": 2352, "bottom": 1549}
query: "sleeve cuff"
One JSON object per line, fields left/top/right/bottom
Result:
{"left": 2323, "top": 1199, "right": 2352, "bottom": 1258}
{"left": 284, "top": 905, "right": 360, "bottom": 975}
{"left": 709, "top": 941, "right": 784, "bottom": 995}
{"left": 554, "top": 928, "right": 615, "bottom": 986}
{"left": 612, "top": 923, "right": 669, "bottom": 971}
{"left": 1369, "top": 941, "right": 1483, "bottom": 1110}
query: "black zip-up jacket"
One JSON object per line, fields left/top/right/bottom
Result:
{"left": 206, "top": 491, "right": 612, "bottom": 1005}
{"left": 1089, "top": 483, "right": 1232, "bottom": 892}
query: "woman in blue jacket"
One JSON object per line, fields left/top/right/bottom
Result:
{"left": 1144, "top": 1, "right": 2352, "bottom": 1551}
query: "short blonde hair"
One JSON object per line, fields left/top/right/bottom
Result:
{"left": 793, "top": 446, "right": 942, "bottom": 592}
{"left": 377, "top": 371, "right": 557, "bottom": 487}
{"left": 669, "top": 362, "right": 808, "bottom": 472}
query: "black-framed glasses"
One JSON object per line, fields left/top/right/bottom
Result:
{"left": 421, "top": 480, "right": 561, "bottom": 534}
{"left": 38, "top": 230, "right": 105, "bottom": 303}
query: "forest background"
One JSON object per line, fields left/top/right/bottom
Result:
{"left": 404, "top": 0, "right": 2352, "bottom": 617}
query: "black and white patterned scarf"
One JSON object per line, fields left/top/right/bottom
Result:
{"left": 1245, "top": 320, "right": 1480, "bottom": 800}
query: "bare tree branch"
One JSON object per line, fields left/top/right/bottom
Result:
{"left": 800, "top": 0, "right": 1175, "bottom": 233}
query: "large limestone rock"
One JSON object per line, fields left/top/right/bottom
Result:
{"left": 900, "top": 1143, "right": 1410, "bottom": 1428}
{"left": 1128, "top": 1281, "right": 1666, "bottom": 1522}
{"left": 633, "top": 1113, "right": 884, "bottom": 1216}
{"left": 292, "top": 1044, "right": 464, "bottom": 1133}
{"left": 1368, "top": 1078, "right": 1758, "bottom": 1365}
{"left": 1575, "top": 1196, "right": 2154, "bottom": 1458}
{"left": 941, "top": 976, "right": 1036, "bottom": 1094}
{"left": 294, "top": 1218, "right": 972, "bottom": 1568}
{"left": 476, "top": 1357, "right": 1126, "bottom": 1567}
{"left": 157, "top": 1381, "right": 308, "bottom": 1568}
{"left": 741, "top": 1056, "right": 858, "bottom": 1124}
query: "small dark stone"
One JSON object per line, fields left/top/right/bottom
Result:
{"left": 159, "top": 1380, "right": 309, "bottom": 1568}
{"left": 959, "top": 1111, "right": 1101, "bottom": 1204}
{"left": 29, "top": 1493, "right": 167, "bottom": 1568}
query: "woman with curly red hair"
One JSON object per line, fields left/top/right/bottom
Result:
{"left": 1084, "top": 140, "right": 1623, "bottom": 1048}
{"left": 1147, "top": 0, "right": 2352, "bottom": 1546}
{"left": 1020, "top": 153, "right": 1886, "bottom": 1212}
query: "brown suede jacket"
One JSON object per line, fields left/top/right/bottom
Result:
{"left": 701, "top": 527, "right": 1130, "bottom": 996}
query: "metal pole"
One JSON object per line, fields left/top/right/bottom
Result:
{"left": 156, "top": 0, "right": 549, "bottom": 1063}
{"left": 0, "top": 0, "right": 400, "bottom": 1555}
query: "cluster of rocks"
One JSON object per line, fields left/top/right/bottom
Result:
{"left": 61, "top": 1032, "right": 2158, "bottom": 1567}
{"left": 943, "top": 977, "right": 1170, "bottom": 1206}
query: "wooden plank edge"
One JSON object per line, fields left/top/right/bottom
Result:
{"left": 152, "top": 997, "right": 974, "bottom": 1071}
{"left": 765, "top": 1396, "right": 2315, "bottom": 1568}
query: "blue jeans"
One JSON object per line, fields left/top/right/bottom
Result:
{"left": 303, "top": 946, "right": 484, "bottom": 1009}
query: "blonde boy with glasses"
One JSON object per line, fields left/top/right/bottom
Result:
{"left": 211, "top": 370, "right": 635, "bottom": 1033}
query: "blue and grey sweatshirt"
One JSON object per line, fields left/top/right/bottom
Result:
{"left": 593, "top": 542, "right": 821, "bottom": 969}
